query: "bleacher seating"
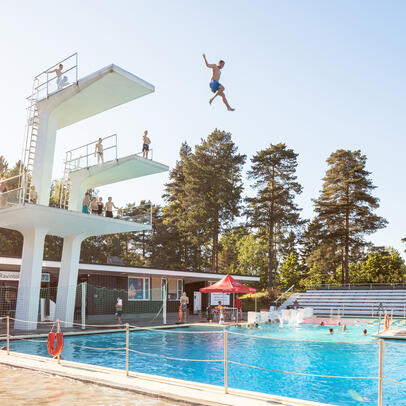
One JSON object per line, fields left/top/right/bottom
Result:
{"left": 280, "top": 289, "right": 406, "bottom": 317}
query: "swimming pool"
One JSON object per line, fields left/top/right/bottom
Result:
{"left": 5, "top": 323, "right": 406, "bottom": 405}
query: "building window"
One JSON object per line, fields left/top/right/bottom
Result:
{"left": 128, "top": 277, "right": 150, "bottom": 301}
{"left": 177, "top": 279, "right": 183, "bottom": 300}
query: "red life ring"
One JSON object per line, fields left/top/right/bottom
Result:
{"left": 47, "top": 332, "right": 64, "bottom": 357}
{"left": 384, "top": 314, "right": 390, "bottom": 330}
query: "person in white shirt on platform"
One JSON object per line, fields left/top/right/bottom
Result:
{"left": 115, "top": 297, "right": 123, "bottom": 325}
{"left": 48, "top": 64, "right": 69, "bottom": 90}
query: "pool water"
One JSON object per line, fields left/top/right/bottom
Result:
{"left": 5, "top": 323, "right": 406, "bottom": 406}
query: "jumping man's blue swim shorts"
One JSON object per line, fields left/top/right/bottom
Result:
{"left": 210, "top": 80, "right": 221, "bottom": 93}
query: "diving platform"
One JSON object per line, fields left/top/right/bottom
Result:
{"left": 68, "top": 153, "right": 169, "bottom": 212}
{"left": 36, "top": 64, "right": 154, "bottom": 129}
{"left": 0, "top": 204, "right": 151, "bottom": 238}
{"left": 32, "top": 63, "right": 155, "bottom": 206}
{"left": 3, "top": 54, "right": 168, "bottom": 330}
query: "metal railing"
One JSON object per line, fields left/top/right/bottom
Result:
{"left": 135, "top": 149, "right": 154, "bottom": 161}
{"left": 309, "top": 282, "right": 406, "bottom": 291}
{"left": 274, "top": 284, "right": 294, "bottom": 308}
{"left": 28, "top": 53, "right": 78, "bottom": 101}
{"left": 1, "top": 316, "right": 405, "bottom": 405}
{"left": 0, "top": 173, "right": 26, "bottom": 208}
{"left": 114, "top": 201, "right": 153, "bottom": 226}
{"left": 64, "top": 134, "right": 118, "bottom": 172}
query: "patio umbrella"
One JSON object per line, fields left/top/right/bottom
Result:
{"left": 200, "top": 274, "right": 256, "bottom": 323}
{"left": 200, "top": 274, "right": 256, "bottom": 294}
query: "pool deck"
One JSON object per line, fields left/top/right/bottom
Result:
{"left": 0, "top": 351, "right": 333, "bottom": 406}
{"left": 375, "top": 328, "right": 406, "bottom": 340}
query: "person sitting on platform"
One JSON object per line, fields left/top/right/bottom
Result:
{"left": 105, "top": 197, "right": 118, "bottom": 218}
{"left": 48, "top": 64, "right": 69, "bottom": 90}
{"left": 29, "top": 185, "right": 38, "bottom": 204}
{"left": 142, "top": 130, "right": 151, "bottom": 159}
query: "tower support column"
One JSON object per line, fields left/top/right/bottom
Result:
{"left": 55, "top": 234, "right": 86, "bottom": 327}
{"left": 15, "top": 228, "right": 48, "bottom": 330}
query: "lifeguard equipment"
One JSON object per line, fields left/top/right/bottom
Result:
{"left": 47, "top": 331, "right": 64, "bottom": 357}
{"left": 384, "top": 314, "right": 390, "bottom": 330}
{"left": 178, "top": 305, "right": 182, "bottom": 322}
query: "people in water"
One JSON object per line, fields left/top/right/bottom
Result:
{"left": 342, "top": 324, "right": 347, "bottom": 332}
{"left": 319, "top": 321, "right": 324, "bottom": 326}
{"left": 363, "top": 329, "right": 367, "bottom": 336}
{"left": 329, "top": 328, "right": 334, "bottom": 334}
{"left": 202, "top": 53, "right": 235, "bottom": 111}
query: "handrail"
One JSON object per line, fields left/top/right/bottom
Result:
{"left": 34, "top": 52, "right": 78, "bottom": 79}
{"left": 275, "top": 284, "right": 294, "bottom": 307}
{"left": 65, "top": 134, "right": 117, "bottom": 155}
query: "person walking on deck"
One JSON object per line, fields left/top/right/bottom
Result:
{"left": 202, "top": 53, "right": 235, "bottom": 111}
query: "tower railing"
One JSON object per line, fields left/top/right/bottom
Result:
{"left": 27, "top": 52, "right": 78, "bottom": 102}
{"left": 64, "top": 134, "right": 118, "bottom": 172}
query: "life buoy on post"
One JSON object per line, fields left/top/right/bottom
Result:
{"left": 384, "top": 314, "right": 390, "bottom": 331}
{"left": 47, "top": 332, "right": 64, "bottom": 357}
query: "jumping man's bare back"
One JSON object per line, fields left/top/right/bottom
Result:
{"left": 202, "top": 53, "right": 235, "bottom": 111}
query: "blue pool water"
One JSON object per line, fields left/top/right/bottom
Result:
{"left": 4, "top": 323, "right": 406, "bottom": 406}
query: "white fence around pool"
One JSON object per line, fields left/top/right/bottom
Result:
{"left": 0, "top": 315, "right": 405, "bottom": 406}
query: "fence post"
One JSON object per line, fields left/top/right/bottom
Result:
{"left": 224, "top": 329, "right": 228, "bottom": 394}
{"left": 57, "top": 319, "right": 61, "bottom": 365}
{"left": 126, "top": 323, "right": 129, "bottom": 376}
{"left": 6, "top": 316, "right": 10, "bottom": 355}
{"left": 378, "top": 339, "right": 384, "bottom": 406}
{"left": 81, "top": 282, "right": 87, "bottom": 330}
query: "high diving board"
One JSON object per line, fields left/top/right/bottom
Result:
{"left": 36, "top": 64, "right": 154, "bottom": 129}
{"left": 32, "top": 64, "right": 155, "bottom": 206}
{"left": 68, "top": 154, "right": 169, "bottom": 212}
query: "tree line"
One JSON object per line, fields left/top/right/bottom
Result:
{"left": 0, "top": 130, "right": 405, "bottom": 293}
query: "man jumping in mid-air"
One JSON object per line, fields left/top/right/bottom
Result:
{"left": 202, "top": 53, "right": 235, "bottom": 111}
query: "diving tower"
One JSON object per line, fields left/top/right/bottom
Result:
{"left": 0, "top": 54, "right": 169, "bottom": 330}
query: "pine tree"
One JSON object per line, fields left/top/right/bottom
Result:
{"left": 312, "top": 150, "right": 387, "bottom": 284}
{"left": 246, "top": 143, "right": 303, "bottom": 290}
{"left": 184, "top": 130, "right": 246, "bottom": 272}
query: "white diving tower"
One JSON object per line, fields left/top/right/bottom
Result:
{"left": 0, "top": 54, "right": 169, "bottom": 330}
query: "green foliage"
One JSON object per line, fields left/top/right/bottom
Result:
{"left": 349, "top": 248, "right": 406, "bottom": 284}
{"left": 245, "top": 143, "right": 304, "bottom": 290}
{"left": 278, "top": 253, "right": 306, "bottom": 290}
{"left": 310, "top": 150, "right": 387, "bottom": 284}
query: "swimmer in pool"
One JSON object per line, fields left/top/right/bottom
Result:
{"left": 329, "top": 328, "right": 334, "bottom": 334}
{"left": 363, "top": 329, "right": 367, "bottom": 336}
{"left": 202, "top": 53, "right": 235, "bottom": 111}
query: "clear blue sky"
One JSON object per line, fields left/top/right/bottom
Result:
{"left": 0, "top": 1, "right": 405, "bottom": 258}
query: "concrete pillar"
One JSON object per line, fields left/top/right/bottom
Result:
{"left": 31, "top": 111, "right": 58, "bottom": 206}
{"left": 15, "top": 228, "right": 48, "bottom": 330}
{"left": 55, "top": 234, "right": 85, "bottom": 327}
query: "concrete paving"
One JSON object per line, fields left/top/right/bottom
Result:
{"left": 0, "top": 351, "right": 332, "bottom": 406}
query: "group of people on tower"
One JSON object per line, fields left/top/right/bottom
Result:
{"left": 82, "top": 193, "right": 118, "bottom": 218}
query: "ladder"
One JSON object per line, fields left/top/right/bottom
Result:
{"left": 19, "top": 77, "right": 40, "bottom": 201}
{"left": 59, "top": 160, "right": 72, "bottom": 209}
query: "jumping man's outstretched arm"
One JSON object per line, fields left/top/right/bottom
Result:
{"left": 202, "top": 53, "right": 215, "bottom": 68}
